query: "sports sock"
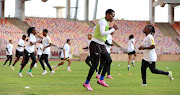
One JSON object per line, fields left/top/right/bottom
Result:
{"left": 67, "top": 66, "right": 70, "bottom": 70}
{"left": 28, "top": 68, "right": 32, "bottom": 72}
{"left": 19, "top": 69, "right": 23, "bottom": 73}
{"left": 100, "top": 75, "right": 104, "bottom": 80}
{"left": 55, "top": 64, "right": 58, "bottom": 68}
{"left": 132, "top": 60, "right": 135, "bottom": 63}
{"left": 128, "top": 65, "right": 130, "bottom": 68}
{"left": 85, "top": 80, "right": 90, "bottom": 84}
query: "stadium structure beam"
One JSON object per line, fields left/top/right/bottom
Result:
{"left": 54, "top": 6, "right": 65, "bottom": 18}
{"left": 74, "top": 0, "right": 79, "bottom": 20}
{"left": 15, "top": 0, "right": 30, "bottom": 21}
{"left": 0, "top": 0, "right": 5, "bottom": 19}
{"left": 168, "top": 4, "right": 174, "bottom": 24}
{"left": 66, "top": 0, "right": 70, "bottom": 19}
{"left": 93, "top": 0, "right": 98, "bottom": 20}
{"left": 85, "top": 0, "right": 89, "bottom": 21}
{"left": 149, "top": 0, "right": 155, "bottom": 24}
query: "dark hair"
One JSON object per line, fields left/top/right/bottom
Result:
{"left": 40, "top": 41, "right": 42, "bottom": 43}
{"left": 67, "top": 39, "right": 70, "bottom": 43}
{"left": 146, "top": 25, "right": 155, "bottom": 34}
{"left": 9, "top": 40, "right": 12, "bottom": 42}
{"left": 106, "top": 9, "right": 115, "bottom": 15}
{"left": 129, "top": 35, "right": 134, "bottom": 39}
{"left": 43, "top": 29, "right": 48, "bottom": 33}
{"left": 22, "top": 35, "right": 26, "bottom": 38}
{"left": 27, "top": 27, "right": 35, "bottom": 37}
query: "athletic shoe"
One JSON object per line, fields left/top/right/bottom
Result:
{"left": 53, "top": 66, "right": 56, "bottom": 71}
{"left": 34, "top": 63, "right": 37, "bottom": 67}
{"left": 3, "top": 65, "right": 6, "bottom": 67}
{"left": 96, "top": 75, "right": 100, "bottom": 79}
{"left": 107, "top": 75, "right": 114, "bottom": 79}
{"left": 27, "top": 72, "right": 34, "bottom": 77}
{"left": 128, "top": 67, "right": 130, "bottom": 71}
{"left": 83, "top": 83, "right": 93, "bottom": 91}
{"left": 131, "top": 62, "right": 135, "bottom": 66}
{"left": 18, "top": 72, "right": 23, "bottom": 77}
{"left": 168, "top": 71, "right": 173, "bottom": 82}
{"left": 42, "top": 70, "right": 47, "bottom": 75}
{"left": 51, "top": 71, "right": 55, "bottom": 75}
{"left": 19, "top": 65, "right": 21, "bottom": 68}
{"left": 141, "top": 84, "right": 147, "bottom": 86}
{"left": 97, "top": 79, "right": 109, "bottom": 87}
{"left": 11, "top": 66, "right": 14, "bottom": 70}
{"left": 67, "top": 70, "right": 72, "bottom": 72}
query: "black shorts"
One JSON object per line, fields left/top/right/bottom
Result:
{"left": 89, "top": 41, "right": 108, "bottom": 58}
{"left": 128, "top": 50, "right": 136, "bottom": 55}
{"left": 15, "top": 49, "right": 24, "bottom": 57}
{"left": 37, "top": 55, "right": 41, "bottom": 58}
{"left": 61, "top": 57, "right": 70, "bottom": 61}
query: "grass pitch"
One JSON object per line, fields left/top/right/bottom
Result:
{"left": 0, "top": 61, "right": 179, "bottom": 95}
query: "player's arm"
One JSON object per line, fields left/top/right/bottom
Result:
{"left": 82, "top": 46, "right": 88, "bottom": 50}
{"left": 99, "top": 20, "right": 117, "bottom": 36}
{"left": 132, "top": 40, "right": 136, "bottom": 49}
{"left": 6, "top": 47, "right": 9, "bottom": 53}
{"left": 139, "top": 37, "right": 155, "bottom": 50}
{"left": 63, "top": 49, "right": 65, "bottom": 59}
{"left": 105, "top": 40, "right": 113, "bottom": 46}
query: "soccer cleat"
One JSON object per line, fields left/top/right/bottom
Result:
{"left": 141, "top": 84, "right": 147, "bottom": 86}
{"left": 42, "top": 70, "right": 47, "bottom": 75}
{"left": 131, "top": 62, "right": 135, "bottom": 66}
{"left": 97, "top": 79, "right": 109, "bottom": 87}
{"left": 83, "top": 83, "right": 93, "bottom": 91}
{"left": 27, "top": 72, "right": 34, "bottom": 77}
{"left": 128, "top": 67, "right": 130, "bottom": 71}
{"left": 168, "top": 71, "right": 173, "bottom": 82}
{"left": 51, "top": 71, "right": 55, "bottom": 75}
{"left": 18, "top": 72, "right": 23, "bottom": 77}
{"left": 11, "top": 66, "right": 14, "bottom": 70}
{"left": 96, "top": 75, "right": 100, "bottom": 79}
{"left": 107, "top": 75, "right": 114, "bottom": 79}
{"left": 34, "top": 63, "right": 37, "bottom": 67}
{"left": 4, "top": 65, "right": 6, "bottom": 67}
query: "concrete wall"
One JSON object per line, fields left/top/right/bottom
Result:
{"left": 80, "top": 53, "right": 180, "bottom": 61}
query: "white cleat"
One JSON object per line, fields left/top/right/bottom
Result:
{"left": 34, "top": 63, "right": 37, "bottom": 67}
{"left": 42, "top": 70, "right": 47, "bottom": 75}
{"left": 168, "top": 71, "right": 173, "bottom": 82}
{"left": 27, "top": 72, "right": 34, "bottom": 77}
{"left": 141, "top": 84, "right": 147, "bottom": 86}
{"left": 11, "top": 66, "right": 14, "bottom": 70}
{"left": 51, "top": 71, "right": 55, "bottom": 75}
{"left": 4, "top": 65, "right": 6, "bottom": 67}
{"left": 18, "top": 72, "right": 23, "bottom": 77}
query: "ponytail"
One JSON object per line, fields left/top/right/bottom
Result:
{"left": 27, "top": 27, "right": 35, "bottom": 37}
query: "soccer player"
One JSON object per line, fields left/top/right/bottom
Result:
{"left": 34, "top": 41, "right": 43, "bottom": 67}
{"left": 83, "top": 9, "right": 118, "bottom": 91}
{"left": 4, "top": 40, "right": 13, "bottom": 66}
{"left": 54, "top": 39, "right": 72, "bottom": 71}
{"left": 11, "top": 35, "right": 26, "bottom": 70}
{"left": 96, "top": 32, "right": 114, "bottom": 79}
{"left": 18, "top": 27, "right": 40, "bottom": 77}
{"left": 82, "top": 34, "right": 98, "bottom": 73}
{"left": 127, "top": 35, "right": 137, "bottom": 70}
{"left": 138, "top": 25, "right": 173, "bottom": 86}
{"left": 39, "top": 29, "right": 55, "bottom": 75}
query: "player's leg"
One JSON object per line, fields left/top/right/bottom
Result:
{"left": 8, "top": 55, "right": 12, "bottom": 66}
{"left": 85, "top": 56, "right": 92, "bottom": 67}
{"left": 128, "top": 54, "right": 132, "bottom": 70}
{"left": 107, "top": 53, "right": 113, "bottom": 79}
{"left": 131, "top": 52, "right": 136, "bottom": 66}
{"left": 27, "top": 52, "right": 36, "bottom": 77}
{"left": 97, "top": 52, "right": 112, "bottom": 87}
{"left": 97, "top": 58, "right": 105, "bottom": 78}
{"left": 18, "top": 50, "right": 29, "bottom": 77}
{"left": 39, "top": 54, "right": 47, "bottom": 75}
{"left": 67, "top": 58, "right": 71, "bottom": 71}
{"left": 141, "top": 59, "right": 149, "bottom": 86}
{"left": 4, "top": 55, "right": 10, "bottom": 66}
{"left": 148, "top": 62, "right": 173, "bottom": 81}
{"left": 53, "top": 59, "right": 65, "bottom": 71}
{"left": 12, "top": 50, "right": 20, "bottom": 67}
{"left": 44, "top": 54, "right": 54, "bottom": 74}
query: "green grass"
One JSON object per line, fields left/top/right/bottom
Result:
{"left": 0, "top": 61, "right": 180, "bottom": 95}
